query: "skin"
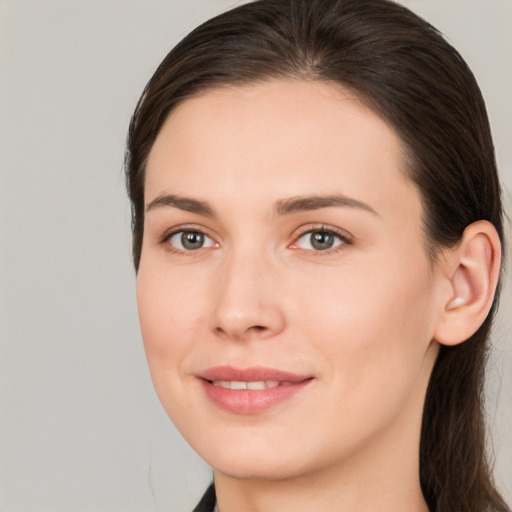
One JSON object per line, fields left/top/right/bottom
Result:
{"left": 136, "top": 80, "right": 491, "bottom": 512}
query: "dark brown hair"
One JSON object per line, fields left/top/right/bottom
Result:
{"left": 125, "top": 1, "right": 508, "bottom": 510}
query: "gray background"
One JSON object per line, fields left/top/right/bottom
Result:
{"left": 0, "top": 1, "right": 510, "bottom": 511}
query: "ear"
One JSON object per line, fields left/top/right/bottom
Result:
{"left": 434, "top": 220, "right": 501, "bottom": 346}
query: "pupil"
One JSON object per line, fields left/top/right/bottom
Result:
{"left": 181, "top": 231, "right": 204, "bottom": 250}
{"left": 311, "top": 231, "right": 334, "bottom": 250}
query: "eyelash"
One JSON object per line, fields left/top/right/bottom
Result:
{"left": 159, "top": 225, "right": 218, "bottom": 255}
{"left": 159, "top": 224, "right": 352, "bottom": 255}
{"left": 290, "top": 224, "right": 353, "bottom": 254}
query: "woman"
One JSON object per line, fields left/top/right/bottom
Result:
{"left": 125, "top": 0, "right": 509, "bottom": 511}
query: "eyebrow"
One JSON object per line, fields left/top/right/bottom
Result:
{"left": 145, "top": 193, "right": 378, "bottom": 217}
{"left": 274, "top": 194, "right": 378, "bottom": 216}
{"left": 146, "top": 194, "right": 214, "bottom": 216}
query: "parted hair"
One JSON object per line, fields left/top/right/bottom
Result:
{"left": 125, "top": 1, "right": 508, "bottom": 510}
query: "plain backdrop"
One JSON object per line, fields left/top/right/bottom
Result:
{"left": 0, "top": 1, "right": 511, "bottom": 511}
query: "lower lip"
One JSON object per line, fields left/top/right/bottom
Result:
{"left": 200, "top": 379, "right": 312, "bottom": 415}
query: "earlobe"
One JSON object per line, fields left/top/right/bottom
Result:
{"left": 434, "top": 221, "right": 501, "bottom": 346}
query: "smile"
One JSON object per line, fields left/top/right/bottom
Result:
{"left": 211, "top": 380, "right": 295, "bottom": 389}
{"left": 199, "top": 366, "right": 314, "bottom": 414}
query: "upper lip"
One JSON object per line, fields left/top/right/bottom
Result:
{"left": 198, "top": 365, "right": 312, "bottom": 383}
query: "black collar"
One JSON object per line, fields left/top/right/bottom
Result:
{"left": 192, "top": 483, "right": 216, "bottom": 512}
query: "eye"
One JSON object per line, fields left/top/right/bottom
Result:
{"left": 292, "top": 229, "right": 348, "bottom": 251}
{"left": 168, "top": 230, "right": 216, "bottom": 251}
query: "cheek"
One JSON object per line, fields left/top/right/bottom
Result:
{"left": 135, "top": 266, "right": 208, "bottom": 388}
{"left": 296, "top": 253, "right": 435, "bottom": 403}
{"left": 298, "top": 252, "right": 433, "bottom": 337}
{"left": 137, "top": 262, "right": 209, "bottom": 341}
{"left": 135, "top": 268, "right": 212, "bottom": 435}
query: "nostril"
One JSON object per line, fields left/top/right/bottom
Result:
{"left": 214, "top": 324, "right": 267, "bottom": 339}
{"left": 211, "top": 303, "right": 286, "bottom": 340}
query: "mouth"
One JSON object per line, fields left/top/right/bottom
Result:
{"left": 209, "top": 380, "right": 296, "bottom": 390}
{"left": 198, "top": 366, "right": 314, "bottom": 414}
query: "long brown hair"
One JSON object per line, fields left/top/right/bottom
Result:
{"left": 125, "top": 1, "right": 508, "bottom": 510}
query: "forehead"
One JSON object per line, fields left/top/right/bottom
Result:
{"left": 145, "top": 79, "right": 421, "bottom": 224}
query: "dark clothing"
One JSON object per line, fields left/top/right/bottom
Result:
{"left": 192, "top": 484, "right": 216, "bottom": 512}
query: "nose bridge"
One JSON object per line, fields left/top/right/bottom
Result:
{"left": 210, "top": 243, "right": 285, "bottom": 340}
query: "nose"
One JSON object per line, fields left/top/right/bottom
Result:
{"left": 209, "top": 249, "right": 286, "bottom": 341}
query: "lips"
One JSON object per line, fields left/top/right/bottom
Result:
{"left": 198, "top": 366, "right": 313, "bottom": 414}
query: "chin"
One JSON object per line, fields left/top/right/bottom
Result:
{"left": 186, "top": 429, "right": 309, "bottom": 481}
{"left": 209, "top": 455, "right": 305, "bottom": 482}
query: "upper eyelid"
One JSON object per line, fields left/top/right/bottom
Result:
{"left": 160, "top": 224, "right": 215, "bottom": 241}
{"left": 291, "top": 224, "right": 353, "bottom": 241}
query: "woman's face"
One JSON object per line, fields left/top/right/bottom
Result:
{"left": 137, "top": 80, "right": 443, "bottom": 480}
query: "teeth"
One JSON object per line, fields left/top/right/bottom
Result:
{"left": 211, "top": 380, "right": 283, "bottom": 389}
{"left": 247, "top": 381, "right": 266, "bottom": 390}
